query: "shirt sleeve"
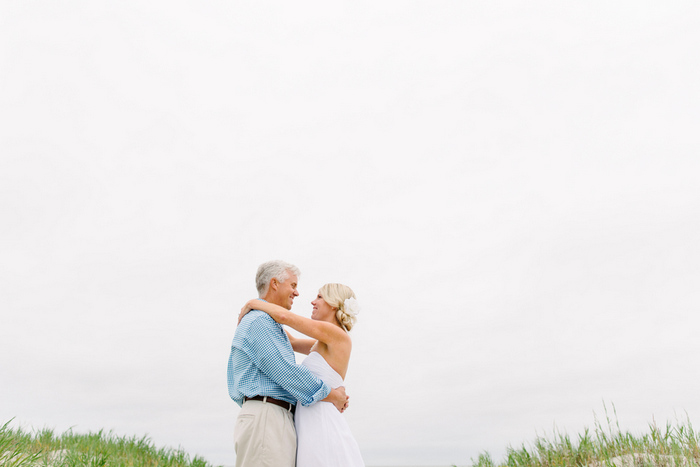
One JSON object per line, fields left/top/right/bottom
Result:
{"left": 245, "top": 315, "right": 331, "bottom": 406}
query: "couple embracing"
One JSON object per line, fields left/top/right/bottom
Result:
{"left": 227, "top": 260, "right": 365, "bottom": 467}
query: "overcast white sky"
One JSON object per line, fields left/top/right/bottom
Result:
{"left": 2, "top": 1, "right": 700, "bottom": 466}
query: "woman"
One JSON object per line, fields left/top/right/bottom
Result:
{"left": 239, "top": 283, "right": 365, "bottom": 467}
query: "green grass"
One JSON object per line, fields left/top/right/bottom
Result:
{"left": 470, "top": 408, "right": 700, "bottom": 467}
{"left": 7, "top": 409, "right": 700, "bottom": 467}
{"left": 0, "top": 420, "right": 215, "bottom": 467}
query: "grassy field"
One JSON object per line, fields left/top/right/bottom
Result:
{"left": 471, "top": 410, "right": 700, "bottom": 467}
{"left": 0, "top": 420, "right": 214, "bottom": 467}
{"left": 4, "top": 410, "right": 699, "bottom": 467}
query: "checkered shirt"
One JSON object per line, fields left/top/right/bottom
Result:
{"left": 227, "top": 309, "right": 331, "bottom": 407}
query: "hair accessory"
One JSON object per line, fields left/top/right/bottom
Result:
{"left": 343, "top": 297, "right": 361, "bottom": 318}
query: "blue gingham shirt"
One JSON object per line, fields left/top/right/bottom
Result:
{"left": 227, "top": 308, "right": 331, "bottom": 407}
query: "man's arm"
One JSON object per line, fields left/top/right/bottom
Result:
{"left": 323, "top": 386, "right": 349, "bottom": 412}
{"left": 245, "top": 315, "right": 331, "bottom": 406}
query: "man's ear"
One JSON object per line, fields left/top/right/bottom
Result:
{"left": 270, "top": 278, "right": 279, "bottom": 291}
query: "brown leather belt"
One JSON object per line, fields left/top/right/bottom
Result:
{"left": 245, "top": 395, "right": 296, "bottom": 413}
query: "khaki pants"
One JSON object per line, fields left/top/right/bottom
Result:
{"left": 234, "top": 399, "right": 296, "bottom": 467}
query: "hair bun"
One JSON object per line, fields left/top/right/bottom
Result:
{"left": 319, "top": 283, "right": 359, "bottom": 332}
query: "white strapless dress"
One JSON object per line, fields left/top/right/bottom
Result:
{"left": 295, "top": 352, "right": 365, "bottom": 467}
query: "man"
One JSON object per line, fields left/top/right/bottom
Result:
{"left": 227, "top": 260, "right": 348, "bottom": 467}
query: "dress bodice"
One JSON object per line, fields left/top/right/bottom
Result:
{"left": 295, "top": 352, "right": 364, "bottom": 466}
{"left": 301, "top": 351, "right": 344, "bottom": 389}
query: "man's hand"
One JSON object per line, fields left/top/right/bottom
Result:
{"left": 324, "top": 386, "right": 350, "bottom": 413}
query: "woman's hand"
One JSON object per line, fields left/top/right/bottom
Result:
{"left": 238, "top": 299, "right": 261, "bottom": 324}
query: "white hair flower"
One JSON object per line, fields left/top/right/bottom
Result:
{"left": 343, "top": 297, "right": 361, "bottom": 318}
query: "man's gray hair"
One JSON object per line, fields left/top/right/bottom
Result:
{"left": 255, "top": 260, "right": 301, "bottom": 298}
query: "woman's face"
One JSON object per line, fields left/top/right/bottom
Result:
{"left": 311, "top": 293, "right": 335, "bottom": 322}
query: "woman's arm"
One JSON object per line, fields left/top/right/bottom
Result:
{"left": 240, "top": 299, "right": 347, "bottom": 346}
{"left": 285, "top": 330, "right": 316, "bottom": 355}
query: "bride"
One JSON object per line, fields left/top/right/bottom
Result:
{"left": 239, "top": 283, "right": 365, "bottom": 467}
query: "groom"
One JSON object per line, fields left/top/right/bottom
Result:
{"left": 227, "top": 260, "right": 348, "bottom": 467}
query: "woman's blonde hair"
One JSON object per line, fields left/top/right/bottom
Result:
{"left": 319, "top": 283, "right": 358, "bottom": 331}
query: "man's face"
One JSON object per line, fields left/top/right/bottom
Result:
{"left": 275, "top": 272, "right": 299, "bottom": 310}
